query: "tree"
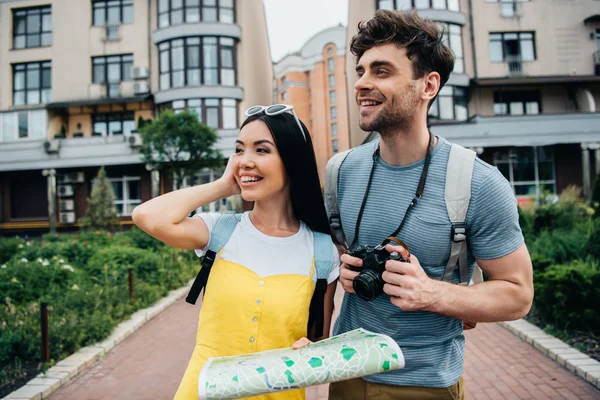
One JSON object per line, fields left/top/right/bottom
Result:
{"left": 80, "top": 166, "right": 120, "bottom": 231}
{"left": 139, "top": 109, "right": 223, "bottom": 189}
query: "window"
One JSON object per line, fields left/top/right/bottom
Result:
{"left": 428, "top": 85, "right": 467, "bottom": 121}
{"left": 331, "top": 123, "right": 338, "bottom": 138}
{"left": 92, "top": 0, "right": 133, "bottom": 26}
{"left": 494, "top": 147, "right": 555, "bottom": 197}
{"left": 92, "top": 54, "right": 133, "bottom": 97}
{"left": 159, "top": 37, "right": 237, "bottom": 90}
{"left": 158, "top": 0, "right": 235, "bottom": 28}
{"left": 329, "top": 90, "right": 336, "bottom": 104}
{"left": 327, "top": 47, "right": 334, "bottom": 55}
{"left": 0, "top": 110, "right": 46, "bottom": 142}
{"left": 92, "top": 112, "right": 135, "bottom": 136}
{"left": 328, "top": 58, "right": 335, "bottom": 72}
{"left": 328, "top": 74, "right": 335, "bottom": 88}
{"left": 440, "top": 23, "right": 464, "bottom": 74}
{"left": 13, "top": 6, "right": 51, "bottom": 49}
{"left": 281, "top": 76, "right": 287, "bottom": 86}
{"left": 281, "top": 91, "right": 287, "bottom": 101}
{"left": 493, "top": 91, "right": 540, "bottom": 116}
{"left": 110, "top": 176, "right": 141, "bottom": 216}
{"left": 377, "top": 0, "right": 459, "bottom": 11}
{"left": 13, "top": 61, "right": 51, "bottom": 106}
{"left": 332, "top": 139, "right": 339, "bottom": 153}
{"left": 164, "top": 98, "right": 238, "bottom": 129}
{"left": 330, "top": 107, "right": 337, "bottom": 120}
{"left": 489, "top": 32, "right": 536, "bottom": 63}
{"left": 485, "top": 0, "right": 529, "bottom": 17}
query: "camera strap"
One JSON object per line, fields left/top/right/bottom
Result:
{"left": 351, "top": 131, "right": 435, "bottom": 249}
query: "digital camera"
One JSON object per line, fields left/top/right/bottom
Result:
{"left": 347, "top": 244, "right": 404, "bottom": 301}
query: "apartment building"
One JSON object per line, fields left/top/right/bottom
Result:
{"left": 346, "top": 0, "right": 600, "bottom": 203}
{"left": 273, "top": 25, "right": 350, "bottom": 181}
{"left": 0, "top": 0, "right": 273, "bottom": 236}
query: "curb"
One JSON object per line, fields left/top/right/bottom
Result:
{"left": 501, "top": 319, "right": 600, "bottom": 390}
{"left": 2, "top": 281, "right": 193, "bottom": 400}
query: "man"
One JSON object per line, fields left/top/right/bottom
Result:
{"left": 329, "top": 10, "right": 534, "bottom": 400}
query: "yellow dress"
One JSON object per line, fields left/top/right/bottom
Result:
{"left": 174, "top": 250, "right": 316, "bottom": 400}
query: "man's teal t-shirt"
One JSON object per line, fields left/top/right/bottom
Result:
{"left": 333, "top": 136, "right": 524, "bottom": 388}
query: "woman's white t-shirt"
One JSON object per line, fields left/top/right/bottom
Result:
{"left": 195, "top": 212, "right": 340, "bottom": 284}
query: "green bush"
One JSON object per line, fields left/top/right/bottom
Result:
{"left": 584, "top": 218, "right": 600, "bottom": 261}
{"left": 528, "top": 225, "right": 589, "bottom": 266}
{"left": 534, "top": 260, "right": 600, "bottom": 331}
{"left": 0, "top": 231, "right": 197, "bottom": 387}
{"left": 0, "top": 238, "right": 22, "bottom": 265}
{"left": 531, "top": 186, "right": 593, "bottom": 233}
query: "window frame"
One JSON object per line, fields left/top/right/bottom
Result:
{"left": 428, "top": 85, "right": 468, "bottom": 122}
{"left": 12, "top": 61, "right": 52, "bottom": 106}
{"left": 489, "top": 31, "right": 536, "bottom": 62}
{"left": 158, "top": 36, "right": 237, "bottom": 90}
{"left": 161, "top": 98, "right": 239, "bottom": 129}
{"left": 12, "top": 5, "right": 52, "bottom": 49}
{"left": 92, "top": 111, "right": 136, "bottom": 136}
{"left": 109, "top": 175, "right": 141, "bottom": 216}
{"left": 92, "top": 0, "right": 134, "bottom": 26}
{"left": 493, "top": 91, "right": 541, "bottom": 116}
{"left": 158, "top": 0, "right": 236, "bottom": 28}
{"left": 92, "top": 54, "right": 134, "bottom": 97}
{"left": 376, "top": 0, "right": 460, "bottom": 12}
{"left": 494, "top": 147, "right": 556, "bottom": 199}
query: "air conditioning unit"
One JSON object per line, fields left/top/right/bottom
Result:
{"left": 133, "top": 81, "right": 149, "bottom": 94}
{"left": 131, "top": 66, "right": 149, "bottom": 79}
{"left": 58, "top": 172, "right": 85, "bottom": 184}
{"left": 57, "top": 184, "right": 74, "bottom": 197}
{"left": 44, "top": 140, "right": 61, "bottom": 154}
{"left": 59, "top": 199, "right": 75, "bottom": 211}
{"left": 59, "top": 212, "right": 76, "bottom": 224}
{"left": 128, "top": 133, "right": 142, "bottom": 148}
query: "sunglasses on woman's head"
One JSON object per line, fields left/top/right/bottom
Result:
{"left": 244, "top": 104, "right": 307, "bottom": 142}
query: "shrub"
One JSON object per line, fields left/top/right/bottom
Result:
{"left": 531, "top": 186, "right": 593, "bottom": 233}
{"left": 528, "top": 224, "right": 589, "bottom": 266}
{"left": 534, "top": 260, "right": 600, "bottom": 331}
{"left": 123, "top": 227, "right": 164, "bottom": 252}
{"left": 0, "top": 238, "right": 22, "bottom": 265}
{"left": 584, "top": 218, "right": 600, "bottom": 262}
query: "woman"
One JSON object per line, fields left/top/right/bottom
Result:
{"left": 132, "top": 105, "right": 339, "bottom": 400}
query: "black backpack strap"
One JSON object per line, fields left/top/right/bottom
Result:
{"left": 185, "top": 214, "right": 241, "bottom": 305}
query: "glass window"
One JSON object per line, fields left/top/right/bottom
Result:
{"left": 331, "top": 123, "right": 338, "bottom": 138}
{"left": 92, "top": 54, "right": 133, "bottom": 96}
{"left": 159, "top": 37, "right": 238, "bottom": 90}
{"left": 13, "top": 6, "right": 52, "bottom": 49}
{"left": 493, "top": 91, "right": 541, "bottom": 116}
{"left": 281, "top": 91, "right": 287, "bottom": 101}
{"left": 332, "top": 139, "right": 339, "bottom": 153}
{"left": 92, "top": 112, "right": 135, "bottom": 136}
{"left": 428, "top": 85, "right": 468, "bottom": 121}
{"left": 377, "top": 0, "right": 459, "bottom": 10}
{"left": 489, "top": 32, "right": 536, "bottom": 62}
{"left": 330, "top": 107, "right": 337, "bottom": 120}
{"left": 109, "top": 176, "right": 141, "bottom": 216}
{"left": 13, "top": 61, "right": 51, "bottom": 106}
{"left": 328, "top": 58, "right": 335, "bottom": 72}
{"left": 329, "top": 90, "right": 336, "bottom": 104}
{"left": 158, "top": 98, "right": 238, "bottom": 129}
{"left": 328, "top": 74, "right": 335, "bottom": 88}
{"left": 494, "top": 147, "right": 555, "bottom": 198}
{"left": 92, "top": 0, "right": 133, "bottom": 26}
{"left": 18, "top": 113, "right": 28, "bottom": 138}
{"left": 158, "top": 0, "right": 235, "bottom": 26}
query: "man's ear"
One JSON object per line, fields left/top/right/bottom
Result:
{"left": 422, "top": 71, "right": 441, "bottom": 102}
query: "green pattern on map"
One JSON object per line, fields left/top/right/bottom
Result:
{"left": 198, "top": 328, "right": 405, "bottom": 399}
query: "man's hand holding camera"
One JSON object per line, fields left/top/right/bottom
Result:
{"left": 381, "top": 244, "right": 443, "bottom": 312}
{"left": 340, "top": 243, "right": 445, "bottom": 313}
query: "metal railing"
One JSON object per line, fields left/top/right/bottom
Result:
{"left": 505, "top": 55, "right": 524, "bottom": 77}
{"left": 105, "top": 24, "right": 120, "bottom": 41}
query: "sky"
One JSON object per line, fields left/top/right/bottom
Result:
{"left": 263, "top": 0, "right": 349, "bottom": 63}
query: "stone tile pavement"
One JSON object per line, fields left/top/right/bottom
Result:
{"left": 5, "top": 283, "right": 600, "bottom": 400}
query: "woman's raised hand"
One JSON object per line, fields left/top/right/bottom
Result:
{"left": 218, "top": 156, "right": 241, "bottom": 197}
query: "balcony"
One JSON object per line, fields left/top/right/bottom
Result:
{"left": 430, "top": 112, "right": 600, "bottom": 148}
{"left": 594, "top": 52, "right": 600, "bottom": 76}
{"left": 505, "top": 55, "right": 525, "bottom": 77}
{"left": 500, "top": 1, "right": 521, "bottom": 18}
{"left": 104, "top": 24, "right": 120, "bottom": 42}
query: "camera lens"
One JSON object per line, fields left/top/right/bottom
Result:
{"left": 353, "top": 269, "right": 385, "bottom": 301}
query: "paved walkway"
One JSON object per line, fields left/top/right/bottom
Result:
{"left": 47, "top": 286, "right": 600, "bottom": 400}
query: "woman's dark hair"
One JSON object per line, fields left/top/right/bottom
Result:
{"left": 351, "top": 9, "right": 455, "bottom": 88}
{"left": 240, "top": 112, "right": 331, "bottom": 236}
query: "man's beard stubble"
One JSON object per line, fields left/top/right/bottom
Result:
{"left": 358, "top": 84, "right": 420, "bottom": 140}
